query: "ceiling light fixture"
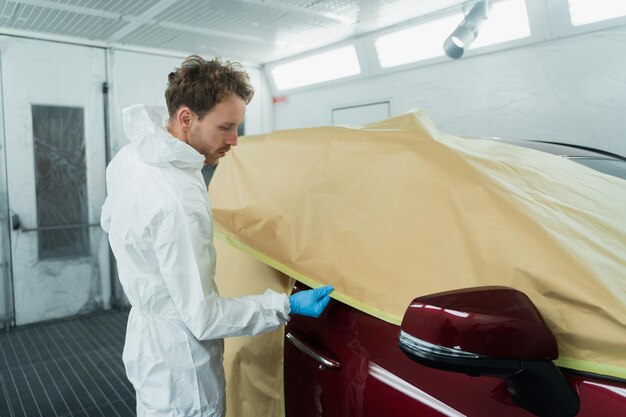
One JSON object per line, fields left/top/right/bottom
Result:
{"left": 443, "top": 0, "right": 491, "bottom": 59}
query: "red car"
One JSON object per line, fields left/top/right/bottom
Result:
{"left": 284, "top": 141, "right": 626, "bottom": 417}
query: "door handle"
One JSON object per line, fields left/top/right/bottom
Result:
{"left": 11, "top": 213, "right": 20, "bottom": 231}
{"left": 286, "top": 331, "right": 341, "bottom": 370}
{"left": 10, "top": 213, "right": 99, "bottom": 232}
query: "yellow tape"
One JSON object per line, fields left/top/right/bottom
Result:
{"left": 555, "top": 357, "right": 626, "bottom": 381}
{"left": 215, "top": 229, "right": 626, "bottom": 381}
{"left": 215, "top": 230, "right": 402, "bottom": 325}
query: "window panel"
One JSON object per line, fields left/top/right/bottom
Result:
{"left": 568, "top": 0, "right": 626, "bottom": 26}
{"left": 32, "top": 105, "right": 90, "bottom": 259}
{"left": 374, "top": 0, "right": 531, "bottom": 68}
{"left": 375, "top": 14, "right": 463, "bottom": 68}
{"left": 271, "top": 45, "right": 361, "bottom": 90}
{"left": 471, "top": 0, "right": 531, "bottom": 49}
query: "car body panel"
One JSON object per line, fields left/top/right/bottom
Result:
{"left": 285, "top": 284, "right": 626, "bottom": 417}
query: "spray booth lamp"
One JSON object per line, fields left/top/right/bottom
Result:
{"left": 443, "top": 0, "right": 491, "bottom": 59}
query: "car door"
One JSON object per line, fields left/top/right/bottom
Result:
{"left": 284, "top": 284, "right": 626, "bottom": 417}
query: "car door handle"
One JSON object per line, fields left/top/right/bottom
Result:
{"left": 286, "top": 331, "right": 341, "bottom": 370}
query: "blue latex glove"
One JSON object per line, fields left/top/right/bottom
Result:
{"left": 289, "top": 286, "right": 334, "bottom": 318}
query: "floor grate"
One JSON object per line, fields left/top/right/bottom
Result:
{"left": 0, "top": 310, "right": 135, "bottom": 417}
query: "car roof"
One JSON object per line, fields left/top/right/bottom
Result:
{"left": 487, "top": 139, "right": 626, "bottom": 161}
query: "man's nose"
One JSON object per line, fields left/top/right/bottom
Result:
{"left": 226, "top": 131, "right": 238, "bottom": 146}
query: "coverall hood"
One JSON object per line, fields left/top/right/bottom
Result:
{"left": 122, "top": 104, "right": 205, "bottom": 169}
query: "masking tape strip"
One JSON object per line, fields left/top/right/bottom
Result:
{"left": 215, "top": 230, "right": 402, "bottom": 325}
{"left": 555, "top": 357, "right": 626, "bottom": 381}
{"left": 214, "top": 229, "right": 626, "bottom": 381}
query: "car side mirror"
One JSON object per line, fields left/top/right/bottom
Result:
{"left": 398, "top": 286, "right": 579, "bottom": 417}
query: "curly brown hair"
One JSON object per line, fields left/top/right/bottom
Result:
{"left": 165, "top": 55, "right": 254, "bottom": 120}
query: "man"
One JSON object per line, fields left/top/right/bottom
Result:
{"left": 101, "top": 55, "right": 333, "bottom": 417}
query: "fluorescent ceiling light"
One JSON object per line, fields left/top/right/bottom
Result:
{"left": 568, "top": 0, "right": 626, "bottom": 26}
{"left": 375, "top": 14, "right": 464, "bottom": 68}
{"left": 470, "top": 0, "right": 530, "bottom": 49}
{"left": 271, "top": 45, "right": 361, "bottom": 90}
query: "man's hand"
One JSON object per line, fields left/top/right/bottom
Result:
{"left": 289, "top": 286, "right": 334, "bottom": 318}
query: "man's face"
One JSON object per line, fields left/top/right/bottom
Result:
{"left": 187, "top": 94, "right": 246, "bottom": 166}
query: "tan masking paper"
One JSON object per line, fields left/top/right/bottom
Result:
{"left": 214, "top": 238, "right": 293, "bottom": 417}
{"left": 210, "top": 109, "right": 626, "bottom": 378}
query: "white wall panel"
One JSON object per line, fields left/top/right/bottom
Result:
{"left": 108, "top": 50, "right": 183, "bottom": 155}
{"left": 245, "top": 67, "right": 273, "bottom": 135}
{"left": 109, "top": 50, "right": 272, "bottom": 156}
{"left": 274, "top": 26, "right": 626, "bottom": 156}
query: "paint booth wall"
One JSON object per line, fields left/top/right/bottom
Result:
{"left": 108, "top": 50, "right": 273, "bottom": 156}
{"left": 272, "top": 25, "right": 626, "bottom": 157}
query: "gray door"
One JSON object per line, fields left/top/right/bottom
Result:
{"left": 0, "top": 36, "right": 110, "bottom": 325}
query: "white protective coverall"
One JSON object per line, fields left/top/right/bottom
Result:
{"left": 101, "top": 105, "right": 291, "bottom": 417}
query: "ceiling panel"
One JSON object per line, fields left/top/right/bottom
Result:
{"left": 267, "top": 0, "right": 464, "bottom": 31}
{"left": 0, "top": 0, "right": 468, "bottom": 64}
{"left": 0, "top": 1, "right": 127, "bottom": 39}
{"left": 119, "top": 23, "right": 281, "bottom": 63}
{"left": 50, "top": 0, "right": 163, "bottom": 16}
{"left": 154, "top": 0, "right": 318, "bottom": 39}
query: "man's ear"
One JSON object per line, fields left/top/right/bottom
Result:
{"left": 176, "top": 107, "right": 194, "bottom": 130}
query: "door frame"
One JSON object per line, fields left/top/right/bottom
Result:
{"left": 0, "top": 48, "right": 15, "bottom": 328}
{"left": 0, "top": 35, "right": 115, "bottom": 326}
